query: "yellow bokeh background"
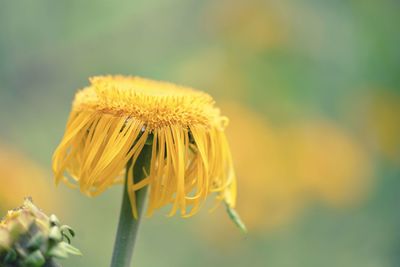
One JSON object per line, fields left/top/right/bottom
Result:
{"left": 0, "top": 0, "right": 399, "bottom": 266}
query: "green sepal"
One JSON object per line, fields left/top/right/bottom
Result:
{"left": 4, "top": 248, "right": 17, "bottom": 263}
{"left": 48, "top": 242, "right": 82, "bottom": 259}
{"left": 1, "top": 200, "right": 81, "bottom": 266}
{"left": 225, "top": 202, "right": 247, "bottom": 234}
{"left": 49, "top": 215, "right": 60, "bottom": 227}
{"left": 60, "top": 242, "right": 82, "bottom": 256}
{"left": 27, "top": 233, "right": 45, "bottom": 250}
{"left": 49, "top": 227, "right": 62, "bottom": 242}
{"left": 24, "top": 250, "right": 45, "bottom": 267}
{"left": 47, "top": 243, "right": 68, "bottom": 259}
{"left": 61, "top": 233, "right": 71, "bottom": 244}
{"left": 60, "top": 225, "right": 75, "bottom": 238}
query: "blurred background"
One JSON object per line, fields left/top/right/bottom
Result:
{"left": 0, "top": 0, "right": 399, "bottom": 266}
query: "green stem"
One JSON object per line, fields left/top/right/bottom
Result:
{"left": 110, "top": 145, "right": 152, "bottom": 267}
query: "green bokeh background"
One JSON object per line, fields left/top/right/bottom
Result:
{"left": 0, "top": 1, "right": 399, "bottom": 266}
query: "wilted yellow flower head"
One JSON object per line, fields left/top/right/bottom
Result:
{"left": 52, "top": 76, "right": 236, "bottom": 217}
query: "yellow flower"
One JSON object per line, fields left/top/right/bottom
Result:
{"left": 52, "top": 76, "right": 236, "bottom": 218}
